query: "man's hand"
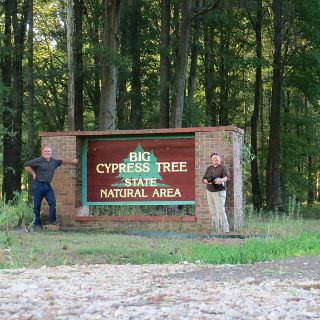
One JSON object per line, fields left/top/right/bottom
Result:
{"left": 25, "top": 166, "right": 36, "bottom": 180}
{"left": 62, "top": 159, "right": 79, "bottom": 165}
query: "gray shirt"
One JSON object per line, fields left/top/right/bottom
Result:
{"left": 24, "top": 157, "right": 62, "bottom": 183}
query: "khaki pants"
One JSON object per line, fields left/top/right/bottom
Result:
{"left": 206, "top": 190, "right": 229, "bottom": 233}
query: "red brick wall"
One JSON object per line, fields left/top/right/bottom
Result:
{"left": 40, "top": 126, "right": 244, "bottom": 232}
{"left": 41, "top": 135, "right": 81, "bottom": 225}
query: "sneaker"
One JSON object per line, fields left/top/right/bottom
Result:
{"left": 32, "top": 224, "right": 43, "bottom": 232}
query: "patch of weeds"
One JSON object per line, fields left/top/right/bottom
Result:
{"left": 0, "top": 192, "right": 34, "bottom": 229}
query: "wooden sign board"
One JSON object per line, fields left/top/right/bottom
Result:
{"left": 82, "top": 135, "right": 195, "bottom": 205}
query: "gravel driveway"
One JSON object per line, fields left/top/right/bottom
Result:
{"left": 0, "top": 256, "right": 319, "bottom": 319}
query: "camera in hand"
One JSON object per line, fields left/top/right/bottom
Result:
{"left": 208, "top": 177, "right": 217, "bottom": 184}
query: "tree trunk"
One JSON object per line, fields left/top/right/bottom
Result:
{"left": 67, "top": 0, "right": 75, "bottom": 130}
{"left": 129, "top": 0, "right": 142, "bottom": 129}
{"left": 159, "top": 0, "right": 171, "bottom": 128}
{"left": 249, "top": 0, "right": 263, "bottom": 210}
{"left": 27, "top": 0, "right": 34, "bottom": 203}
{"left": 74, "top": 0, "right": 84, "bottom": 130}
{"left": 99, "top": 0, "right": 122, "bottom": 130}
{"left": 203, "top": 26, "right": 218, "bottom": 126}
{"left": 117, "top": 8, "right": 130, "bottom": 130}
{"left": 266, "top": 0, "right": 283, "bottom": 210}
{"left": 171, "top": 0, "right": 192, "bottom": 128}
{"left": 83, "top": 0, "right": 101, "bottom": 128}
{"left": 2, "top": 0, "right": 29, "bottom": 201}
{"left": 1, "top": 0, "right": 13, "bottom": 199}
{"left": 92, "top": 19, "right": 101, "bottom": 128}
{"left": 187, "top": 0, "right": 202, "bottom": 101}
{"left": 218, "top": 31, "right": 229, "bottom": 125}
{"left": 307, "top": 156, "right": 314, "bottom": 204}
{"left": 117, "top": 71, "right": 127, "bottom": 129}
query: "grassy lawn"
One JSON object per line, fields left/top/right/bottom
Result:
{"left": 0, "top": 218, "right": 319, "bottom": 269}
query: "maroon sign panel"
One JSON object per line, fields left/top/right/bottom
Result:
{"left": 86, "top": 137, "right": 195, "bottom": 204}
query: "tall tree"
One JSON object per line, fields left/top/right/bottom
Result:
{"left": 66, "top": 0, "right": 75, "bottom": 130}
{"left": 99, "top": 0, "right": 122, "bottom": 130}
{"left": 171, "top": 0, "right": 192, "bottom": 128}
{"left": 27, "top": 0, "right": 34, "bottom": 159}
{"left": 217, "top": 27, "right": 230, "bottom": 125}
{"left": 171, "top": 0, "right": 221, "bottom": 128}
{"left": 244, "top": 0, "right": 264, "bottom": 209}
{"left": 117, "top": 3, "right": 130, "bottom": 130}
{"left": 202, "top": 25, "right": 218, "bottom": 126}
{"left": 1, "top": 0, "right": 13, "bottom": 197}
{"left": 187, "top": 0, "right": 202, "bottom": 101}
{"left": 74, "top": 0, "right": 84, "bottom": 130}
{"left": 2, "top": 0, "right": 30, "bottom": 201}
{"left": 85, "top": 0, "right": 102, "bottom": 127}
{"left": 26, "top": 0, "right": 34, "bottom": 202}
{"left": 159, "top": 0, "right": 171, "bottom": 128}
{"left": 266, "top": 0, "right": 283, "bottom": 209}
{"left": 128, "top": 0, "right": 142, "bottom": 129}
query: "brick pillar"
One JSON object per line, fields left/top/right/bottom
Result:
{"left": 195, "top": 129, "right": 244, "bottom": 230}
{"left": 231, "top": 130, "right": 244, "bottom": 228}
{"left": 41, "top": 135, "right": 80, "bottom": 225}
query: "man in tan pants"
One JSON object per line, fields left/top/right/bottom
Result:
{"left": 202, "top": 152, "right": 230, "bottom": 233}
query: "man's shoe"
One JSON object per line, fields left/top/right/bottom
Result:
{"left": 32, "top": 224, "right": 43, "bottom": 232}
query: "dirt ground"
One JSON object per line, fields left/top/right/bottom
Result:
{"left": 172, "top": 256, "right": 320, "bottom": 283}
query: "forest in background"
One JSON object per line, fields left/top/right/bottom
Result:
{"left": 0, "top": 0, "right": 320, "bottom": 213}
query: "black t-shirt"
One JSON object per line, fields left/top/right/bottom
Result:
{"left": 202, "top": 164, "right": 229, "bottom": 192}
{"left": 24, "top": 157, "right": 62, "bottom": 183}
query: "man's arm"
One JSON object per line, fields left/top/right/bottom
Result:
{"left": 202, "top": 166, "right": 210, "bottom": 184}
{"left": 62, "top": 159, "right": 78, "bottom": 165}
{"left": 25, "top": 166, "right": 36, "bottom": 180}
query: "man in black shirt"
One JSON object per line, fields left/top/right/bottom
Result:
{"left": 24, "top": 146, "right": 78, "bottom": 230}
{"left": 202, "top": 152, "right": 230, "bottom": 233}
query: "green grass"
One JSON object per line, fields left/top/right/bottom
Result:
{"left": 241, "top": 212, "right": 320, "bottom": 238}
{"left": 0, "top": 218, "right": 319, "bottom": 269}
{"left": 190, "top": 232, "right": 320, "bottom": 264}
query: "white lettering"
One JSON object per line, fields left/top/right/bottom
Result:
{"left": 129, "top": 152, "right": 150, "bottom": 162}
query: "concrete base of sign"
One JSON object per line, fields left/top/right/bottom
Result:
{"left": 126, "top": 231, "right": 268, "bottom": 240}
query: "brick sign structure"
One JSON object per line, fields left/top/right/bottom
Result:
{"left": 39, "top": 126, "right": 244, "bottom": 232}
{"left": 84, "top": 136, "right": 195, "bottom": 205}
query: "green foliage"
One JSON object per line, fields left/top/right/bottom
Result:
{"left": 183, "top": 98, "right": 206, "bottom": 127}
{"left": 299, "top": 204, "right": 320, "bottom": 219}
{"left": 241, "top": 143, "right": 256, "bottom": 165}
{"left": 0, "top": 193, "right": 34, "bottom": 229}
{"left": 1, "top": 0, "right": 320, "bottom": 208}
{"left": 90, "top": 205, "right": 195, "bottom": 217}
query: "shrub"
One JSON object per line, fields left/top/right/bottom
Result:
{"left": 0, "top": 193, "right": 33, "bottom": 229}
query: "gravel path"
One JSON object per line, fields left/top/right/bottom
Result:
{"left": 0, "top": 256, "right": 319, "bottom": 320}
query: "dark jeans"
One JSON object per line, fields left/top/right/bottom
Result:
{"left": 32, "top": 181, "right": 57, "bottom": 225}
